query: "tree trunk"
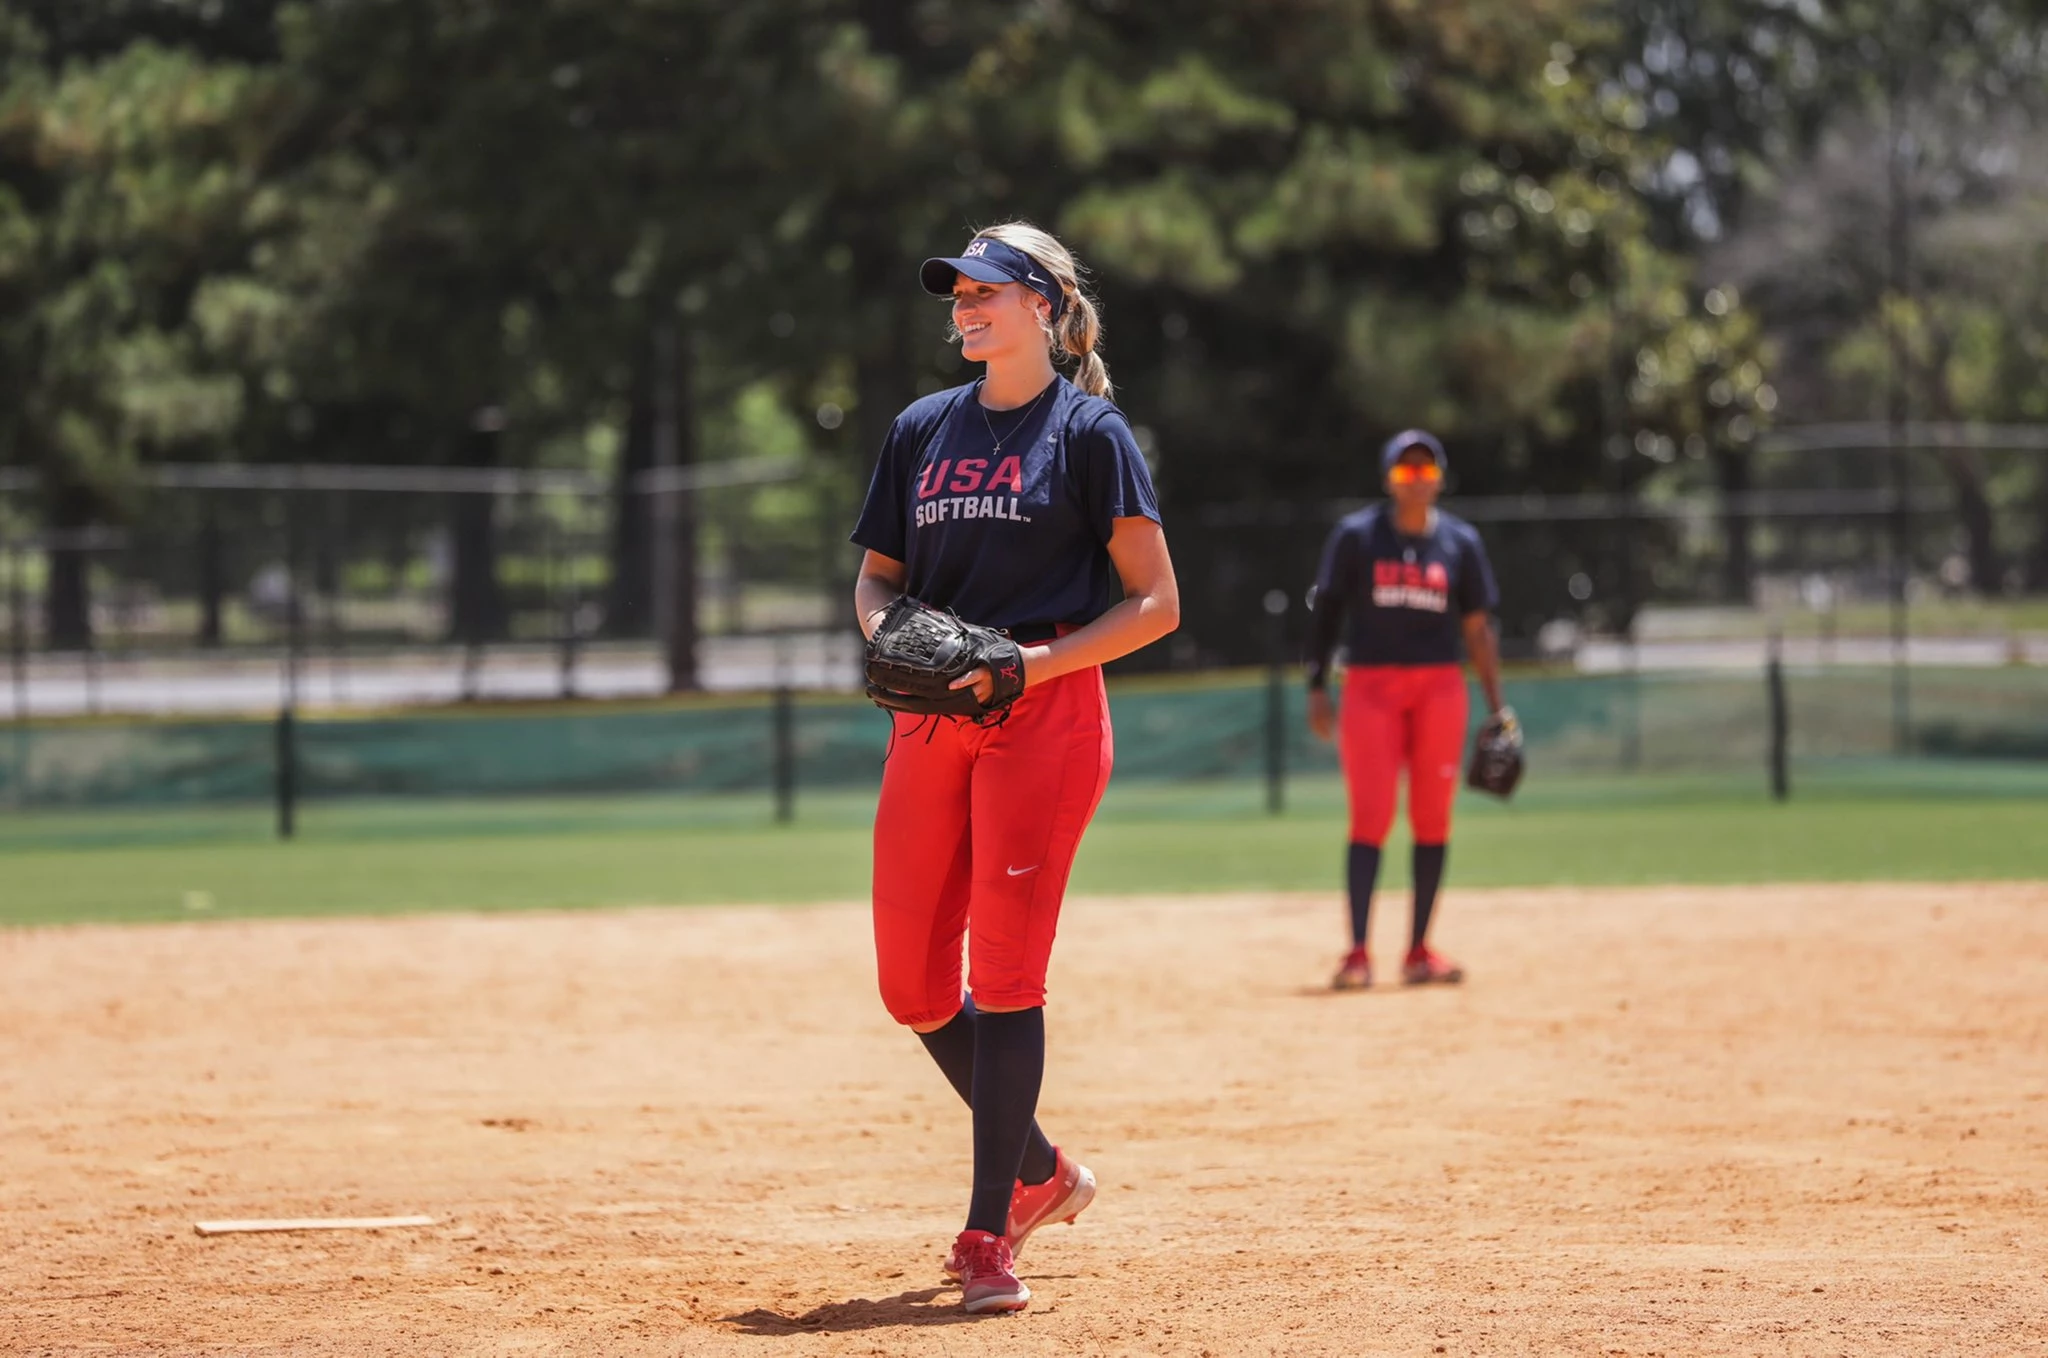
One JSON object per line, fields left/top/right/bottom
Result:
{"left": 2030, "top": 467, "right": 2048, "bottom": 591}
{"left": 1610, "top": 500, "right": 1641, "bottom": 636}
{"left": 196, "top": 502, "right": 225, "bottom": 647}
{"left": 44, "top": 485, "right": 94, "bottom": 651}
{"left": 1924, "top": 335, "right": 2002, "bottom": 594}
{"left": 1933, "top": 443, "right": 2001, "bottom": 593}
{"left": 1712, "top": 441, "right": 1754, "bottom": 604}
{"left": 446, "top": 423, "right": 507, "bottom": 644}
{"left": 850, "top": 227, "right": 917, "bottom": 471}
{"left": 652, "top": 322, "right": 700, "bottom": 692}
{"left": 853, "top": 337, "right": 911, "bottom": 474}
{"left": 603, "top": 342, "right": 655, "bottom": 638}
{"left": 722, "top": 532, "right": 744, "bottom": 636}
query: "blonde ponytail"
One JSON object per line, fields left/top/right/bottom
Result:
{"left": 972, "top": 221, "right": 1113, "bottom": 399}
{"left": 1059, "top": 289, "right": 1111, "bottom": 398}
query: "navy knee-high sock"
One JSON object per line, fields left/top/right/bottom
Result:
{"left": 964, "top": 1007, "right": 1046, "bottom": 1237}
{"left": 1411, "top": 843, "right": 1448, "bottom": 949}
{"left": 916, "top": 997, "right": 1057, "bottom": 1187}
{"left": 1346, "top": 842, "right": 1382, "bottom": 949}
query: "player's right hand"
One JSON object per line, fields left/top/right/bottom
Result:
{"left": 1307, "top": 688, "right": 1336, "bottom": 743}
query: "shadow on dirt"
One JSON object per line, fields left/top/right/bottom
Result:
{"left": 721, "top": 1286, "right": 983, "bottom": 1334}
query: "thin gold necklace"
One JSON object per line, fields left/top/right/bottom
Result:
{"left": 978, "top": 378, "right": 1054, "bottom": 455}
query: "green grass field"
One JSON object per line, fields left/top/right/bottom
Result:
{"left": 4, "top": 769, "right": 2045, "bottom": 928}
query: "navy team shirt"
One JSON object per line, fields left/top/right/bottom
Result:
{"left": 1307, "top": 505, "right": 1498, "bottom": 680}
{"left": 852, "top": 377, "right": 1161, "bottom": 636}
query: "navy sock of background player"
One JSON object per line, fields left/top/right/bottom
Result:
{"left": 1345, "top": 842, "right": 1449, "bottom": 955}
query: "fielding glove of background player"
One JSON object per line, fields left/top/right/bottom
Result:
{"left": 864, "top": 595, "right": 1026, "bottom": 720}
{"left": 1466, "top": 706, "right": 1524, "bottom": 799}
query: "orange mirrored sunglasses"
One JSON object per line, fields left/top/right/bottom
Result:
{"left": 1387, "top": 462, "right": 1444, "bottom": 485}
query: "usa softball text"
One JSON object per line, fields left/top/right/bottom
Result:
{"left": 915, "top": 455, "right": 1034, "bottom": 526}
{"left": 916, "top": 495, "right": 1033, "bottom": 526}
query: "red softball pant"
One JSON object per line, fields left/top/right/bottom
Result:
{"left": 871, "top": 666, "right": 1114, "bottom": 1027}
{"left": 1340, "top": 664, "right": 1470, "bottom": 847}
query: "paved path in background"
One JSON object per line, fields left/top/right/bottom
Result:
{"left": 1575, "top": 634, "right": 2048, "bottom": 672}
{"left": 0, "top": 633, "right": 868, "bottom": 718}
{"left": 3, "top": 629, "right": 2044, "bottom": 718}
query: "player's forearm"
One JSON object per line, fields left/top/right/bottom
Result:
{"left": 854, "top": 566, "right": 905, "bottom": 639}
{"left": 1304, "top": 596, "right": 1342, "bottom": 690}
{"left": 1474, "top": 658, "right": 1504, "bottom": 715}
{"left": 1464, "top": 615, "right": 1505, "bottom": 712}
{"left": 1021, "top": 589, "right": 1179, "bottom": 686}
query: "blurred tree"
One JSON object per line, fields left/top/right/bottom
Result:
{"left": 1609, "top": 0, "right": 1834, "bottom": 249}
{"left": 1703, "top": 0, "right": 2048, "bottom": 594}
{"left": 5, "top": 0, "right": 284, "bottom": 63}
{"left": 0, "top": 6, "right": 287, "bottom": 646}
{"left": 904, "top": 0, "right": 1702, "bottom": 650}
{"left": 239, "top": 0, "right": 1765, "bottom": 657}
{"left": 259, "top": 0, "right": 848, "bottom": 679}
{"left": 24, "top": 0, "right": 2040, "bottom": 665}
{"left": 1600, "top": 0, "right": 1835, "bottom": 594}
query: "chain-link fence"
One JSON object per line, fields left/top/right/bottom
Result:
{"left": 0, "top": 458, "right": 869, "bottom": 717}
{"left": 1184, "top": 428, "right": 2048, "bottom": 677}
{"left": 7, "top": 668, "right": 2048, "bottom": 834}
{"left": 3, "top": 429, "right": 2045, "bottom": 739}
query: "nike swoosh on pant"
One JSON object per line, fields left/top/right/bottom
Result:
{"left": 1006, "top": 865, "right": 1040, "bottom": 877}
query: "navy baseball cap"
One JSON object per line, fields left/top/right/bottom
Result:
{"left": 920, "top": 236, "right": 1066, "bottom": 322}
{"left": 1380, "top": 429, "right": 1448, "bottom": 476}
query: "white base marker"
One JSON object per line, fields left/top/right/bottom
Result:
{"left": 194, "top": 1215, "right": 436, "bottom": 1237}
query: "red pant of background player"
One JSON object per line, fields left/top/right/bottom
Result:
{"left": 1340, "top": 664, "right": 1469, "bottom": 848}
{"left": 872, "top": 667, "right": 1113, "bottom": 1026}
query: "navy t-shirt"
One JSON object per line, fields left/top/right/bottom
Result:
{"left": 851, "top": 377, "right": 1161, "bottom": 635}
{"left": 1307, "top": 506, "right": 1498, "bottom": 677}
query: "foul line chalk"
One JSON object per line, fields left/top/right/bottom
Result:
{"left": 194, "top": 1215, "right": 436, "bottom": 1237}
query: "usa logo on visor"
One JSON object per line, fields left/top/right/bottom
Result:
{"left": 963, "top": 240, "right": 990, "bottom": 257}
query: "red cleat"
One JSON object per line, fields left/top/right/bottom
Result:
{"left": 951, "top": 1229, "right": 1030, "bottom": 1314}
{"left": 944, "top": 1147, "right": 1097, "bottom": 1279}
{"left": 1331, "top": 945, "right": 1372, "bottom": 990}
{"left": 1402, "top": 944, "right": 1464, "bottom": 985}
{"left": 1006, "top": 1146, "right": 1096, "bottom": 1254}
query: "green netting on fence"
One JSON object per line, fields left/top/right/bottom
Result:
{"left": 301, "top": 707, "right": 784, "bottom": 798}
{"left": 0, "top": 719, "right": 277, "bottom": 806}
{"left": 1786, "top": 666, "right": 2048, "bottom": 762}
{"left": 3, "top": 667, "right": 2047, "bottom": 811}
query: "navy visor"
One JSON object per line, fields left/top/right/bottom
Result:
{"left": 920, "top": 237, "right": 1066, "bottom": 322}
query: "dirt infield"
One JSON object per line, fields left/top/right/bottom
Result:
{"left": 3, "top": 883, "right": 2044, "bottom": 1356}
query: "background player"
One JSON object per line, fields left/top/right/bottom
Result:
{"left": 850, "top": 222, "right": 1180, "bottom": 1314}
{"left": 1305, "top": 430, "right": 1506, "bottom": 990}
